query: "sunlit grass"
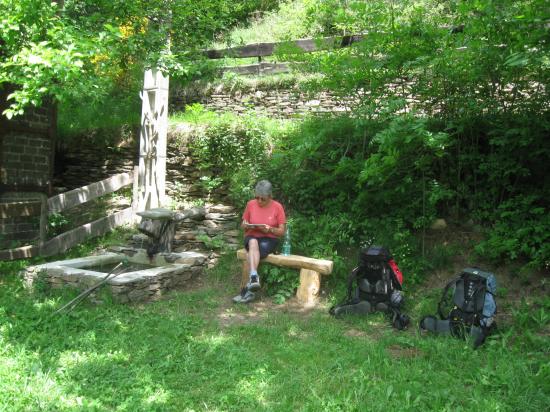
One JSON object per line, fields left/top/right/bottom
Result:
{"left": 1, "top": 231, "right": 549, "bottom": 411}
{"left": 212, "top": 0, "right": 311, "bottom": 49}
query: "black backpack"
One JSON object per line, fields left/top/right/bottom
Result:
{"left": 330, "top": 246, "right": 410, "bottom": 330}
{"left": 420, "top": 267, "right": 497, "bottom": 347}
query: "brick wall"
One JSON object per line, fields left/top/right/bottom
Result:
{"left": 0, "top": 85, "right": 56, "bottom": 249}
{"left": 1, "top": 133, "right": 52, "bottom": 187}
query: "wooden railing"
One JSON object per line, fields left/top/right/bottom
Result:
{"left": 206, "top": 34, "right": 365, "bottom": 76}
{"left": 0, "top": 172, "right": 135, "bottom": 261}
{"left": 206, "top": 34, "right": 364, "bottom": 59}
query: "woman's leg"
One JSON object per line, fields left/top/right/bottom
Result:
{"left": 247, "top": 238, "right": 261, "bottom": 274}
{"left": 246, "top": 238, "right": 261, "bottom": 290}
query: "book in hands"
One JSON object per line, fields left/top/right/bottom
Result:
{"left": 247, "top": 224, "right": 267, "bottom": 229}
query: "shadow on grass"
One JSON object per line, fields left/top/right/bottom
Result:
{"left": 1, "top": 268, "right": 549, "bottom": 411}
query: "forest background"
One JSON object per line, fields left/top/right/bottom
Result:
{"left": 2, "top": 0, "right": 549, "bottom": 277}
{"left": 1, "top": 1, "right": 549, "bottom": 410}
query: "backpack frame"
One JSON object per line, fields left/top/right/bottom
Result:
{"left": 420, "top": 267, "right": 497, "bottom": 347}
{"left": 331, "top": 246, "right": 409, "bottom": 329}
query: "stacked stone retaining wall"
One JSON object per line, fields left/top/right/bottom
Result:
{"left": 54, "top": 126, "right": 226, "bottom": 202}
{"left": 171, "top": 83, "right": 358, "bottom": 118}
{"left": 54, "top": 127, "right": 240, "bottom": 253}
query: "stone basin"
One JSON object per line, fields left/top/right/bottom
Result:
{"left": 22, "top": 246, "right": 207, "bottom": 303}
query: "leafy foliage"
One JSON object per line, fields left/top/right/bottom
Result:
{"left": 0, "top": 0, "right": 280, "bottom": 117}
{"left": 47, "top": 212, "right": 70, "bottom": 238}
{"left": 258, "top": 0, "right": 550, "bottom": 271}
{"left": 260, "top": 264, "right": 299, "bottom": 304}
{"left": 164, "top": 0, "right": 550, "bottom": 278}
{"left": 187, "top": 108, "right": 291, "bottom": 207}
{"left": 476, "top": 196, "right": 550, "bottom": 269}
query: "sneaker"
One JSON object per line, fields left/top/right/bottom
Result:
{"left": 232, "top": 288, "right": 256, "bottom": 304}
{"left": 247, "top": 274, "right": 261, "bottom": 291}
{"left": 232, "top": 287, "right": 247, "bottom": 303}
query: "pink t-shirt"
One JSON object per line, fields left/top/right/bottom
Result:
{"left": 242, "top": 199, "right": 286, "bottom": 238}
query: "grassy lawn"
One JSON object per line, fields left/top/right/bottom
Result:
{"left": 1, "top": 247, "right": 549, "bottom": 412}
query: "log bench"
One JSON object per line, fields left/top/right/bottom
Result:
{"left": 236, "top": 249, "right": 333, "bottom": 306}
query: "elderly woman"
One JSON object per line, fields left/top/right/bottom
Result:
{"left": 233, "top": 180, "right": 286, "bottom": 303}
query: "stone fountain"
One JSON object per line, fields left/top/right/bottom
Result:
{"left": 22, "top": 207, "right": 208, "bottom": 303}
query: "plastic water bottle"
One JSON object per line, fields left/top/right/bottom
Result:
{"left": 281, "top": 226, "right": 291, "bottom": 256}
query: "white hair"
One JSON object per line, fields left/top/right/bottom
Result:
{"left": 254, "top": 180, "right": 272, "bottom": 197}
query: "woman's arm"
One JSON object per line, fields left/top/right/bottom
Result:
{"left": 265, "top": 223, "right": 285, "bottom": 237}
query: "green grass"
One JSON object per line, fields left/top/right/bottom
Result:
{"left": 169, "top": 104, "right": 294, "bottom": 134}
{"left": 1, "top": 234, "right": 549, "bottom": 411}
{"left": 212, "top": 0, "right": 312, "bottom": 49}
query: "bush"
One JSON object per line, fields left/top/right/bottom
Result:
{"left": 475, "top": 196, "right": 550, "bottom": 270}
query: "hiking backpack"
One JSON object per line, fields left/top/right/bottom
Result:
{"left": 330, "top": 246, "right": 410, "bottom": 330}
{"left": 419, "top": 267, "right": 497, "bottom": 347}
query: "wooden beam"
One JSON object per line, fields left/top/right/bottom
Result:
{"left": 0, "top": 245, "right": 40, "bottom": 261}
{"left": 236, "top": 248, "right": 333, "bottom": 275}
{"left": 0, "top": 200, "right": 42, "bottom": 218}
{"left": 39, "top": 207, "right": 134, "bottom": 257}
{"left": 296, "top": 268, "right": 321, "bottom": 306}
{"left": 205, "top": 35, "right": 364, "bottom": 59}
{"left": 136, "top": 69, "right": 169, "bottom": 212}
{"left": 39, "top": 193, "right": 48, "bottom": 244}
{"left": 47, "top": 172, "right": 133, "bottom": 213}
{"left": 221, "top": 62, "right": 291, "bottom": 76}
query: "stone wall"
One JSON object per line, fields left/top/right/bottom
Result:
{"left": 22, "top": 248, "right": 209, "bottom": 304}
{"left": 173, "top": 203, "right": 240, "bottom": 251}
{"left": 54, "top": 146, "right": 135, "bottom": 191}
{"left": 171, "top": 83, "right": 357, "bottom": 118}
{"left": 54, "top": 126, "right": 240, "bottom": 253}
{"left": 55, "top": 125, "right": 231, "bottom": 203}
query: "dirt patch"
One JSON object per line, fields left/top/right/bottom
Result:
{"left": 386, "top": 344, "right": 424, "bottom": 358}
{"left": 344, "top": 328, "right": 370, "bottom": 338}
{"left": 216, "top": 292, "right": 325, "bottom": 328}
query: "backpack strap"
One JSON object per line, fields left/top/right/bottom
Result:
{"left": 346, "top": 266, "right": 361, "bottom": 302}
{"left": 329, "top": 267, "right": 362, "bottom": 316}
{"left": 438, "top": 276, "right": 461, "bottom": 319}
{"left": 420, "top": 315, "right": 452, "bottom": 334}
{"left": 389, "top": 306, "right": 410, "bottom": 330}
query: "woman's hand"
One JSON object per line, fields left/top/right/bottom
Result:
{"left": 242, "top": 221, "right": 270, "bottom": 232}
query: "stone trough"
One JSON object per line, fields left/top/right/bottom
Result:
{"left": 22, "top": 246, "right": 207, "bottom": 303}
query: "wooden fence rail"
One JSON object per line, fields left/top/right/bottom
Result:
{"left": 205, "top": 34, "right": 364, "bottom": 60}
{"left": 221, "top": 62, "right": 292, "bottom": 76}
{"left": 0, "top": 172, "right": 135, "bottom": 261}
{"left": 48, "top": 172, "right": 133, "bottom": 213}
{"left": 0, "top": 200, "right": 42, "bottom": 219}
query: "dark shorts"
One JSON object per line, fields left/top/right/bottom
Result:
{"left": 244, "top": 236, "right": 279, "bottom": 259}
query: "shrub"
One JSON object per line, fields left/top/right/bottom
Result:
{"left": 475, "top": 196, "right": 550, "bottom": 270}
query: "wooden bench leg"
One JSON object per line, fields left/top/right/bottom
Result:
{"left": 240, "top": 259, "right": 250, "bottom": 289}
{"left": 296, "top": 268, "right": 321, "bottom": 306}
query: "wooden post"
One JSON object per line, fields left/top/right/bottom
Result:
{"left": 136, "top": 69, "right": 169, "bottom": 212}
{"left": 296, "top": 268, "right": 321, "bottom": 306}
{"left": 240, "top": 260, "right": 250, "bottom": 290}
{"left": 39, "top": 193, "right": 48, "bottom": 245}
